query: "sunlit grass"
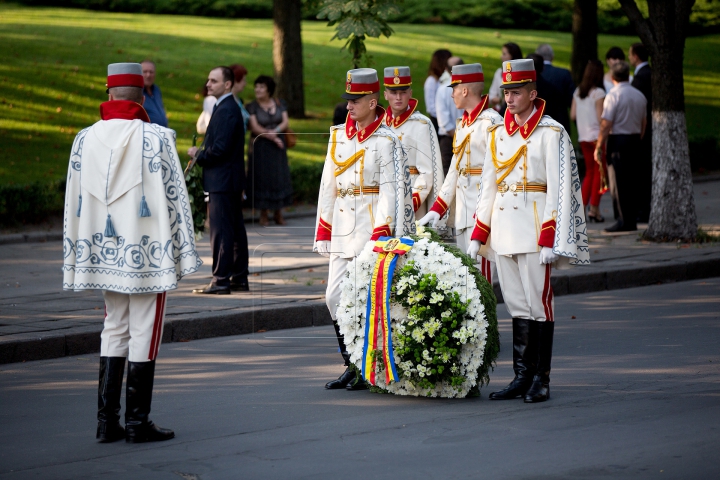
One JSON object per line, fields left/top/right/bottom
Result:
{"left": 0, "top": 3, "right": 717, "bottom": 185}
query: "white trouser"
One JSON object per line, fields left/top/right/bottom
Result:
{"left": 495, "top": 252, "right": 554, "bottom": 322}
{"left": 456, "top": 227, "right": 495, "bottom": 285}
{"left": 326, "top": 255, "right": 351, "bottom": 320}
{"left": 101, "top": 291, "right": 168, "bottom": 362}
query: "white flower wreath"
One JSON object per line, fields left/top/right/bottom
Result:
{"left": 336, "top": 229, "right": 493, "bottom": 398}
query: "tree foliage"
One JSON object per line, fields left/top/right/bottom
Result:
{"left": 316, "top": 0, "right": 401, "bottom": 68}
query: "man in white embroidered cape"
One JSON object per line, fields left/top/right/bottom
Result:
{"left": 63, "top": 63, "right": 201, "bottom": 443}
{"left": 468, "top": 59, "right": 589, "bottom": 404}
{"left": 314, "top": 68, "right": 415, "bottom": 391}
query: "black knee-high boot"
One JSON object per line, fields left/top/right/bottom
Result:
{"left": 125, "top": 360, "right": 175, "bottom": 443}
{"left": 525, "top": 321, "right": 554, "bottom": 403}
{"left": 489, "top": 318, "right": 537, "bottom": 400}
{"left": 97, "top": 356, "right": 126, "bottom": 442}
{"left": 325, "top": 321, "right": 356, "bottom": 389}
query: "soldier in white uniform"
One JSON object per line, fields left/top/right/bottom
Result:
{"left": 382, "top": 66, "right": 443, "bottom": 216}
{"left": 63, "top": 63, "right": 201, "bottom": 442}
{"left": 467, "top": 59, "right": 590, "bottom": 403}
{"left": 418, "top": 63, "right": 502, "bottom": 283}
{"left": 314, "top": 68, "right": 415, "bottom": 390}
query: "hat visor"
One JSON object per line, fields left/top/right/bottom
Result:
{"left": 499, "top": 81, "right": 533, "bottom": 89}
{"left": 341, "top": 92, "right": 368, "bottom": 100}
{"left": 385, "top": 85, "right": 410, "bottom": 91}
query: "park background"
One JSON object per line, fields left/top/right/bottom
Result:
{"left": 0, "top": 0, "right": 718, "bottom": 225}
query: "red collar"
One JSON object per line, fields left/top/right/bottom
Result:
{"left": 100, "top": 100, "right": 150, "bottom": 123}
{"left": 346, "top": 105, "right": 386, "bottom": 143}
{"left": 462, "top": 95, "right": 489, "bottom": 127}
{"left": 504, "top": 98, "right": 546, "bottom": 139}
{"left": 385, "top": 98, "right": 418, "bottom": 129}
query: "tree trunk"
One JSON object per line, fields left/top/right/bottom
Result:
{"left": 571, "top": 0, "right": 598, "bottom": 86}
{"left": 619, "top": 0, "right": 697, "bottom": 241}
{"left": 273, "top": 0, "right": 305, "bottom": 118}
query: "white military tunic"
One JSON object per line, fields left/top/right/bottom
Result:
{"left": 472, "top": 99, "right": 589, "bottom": 321}
{"left": 384, "top": 99, "right": 443, "bottom": 217}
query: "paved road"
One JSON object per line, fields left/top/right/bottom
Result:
{"left": 1, "top": 279, "right": 718, "bottom": 479}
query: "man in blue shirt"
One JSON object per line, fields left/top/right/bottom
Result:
{"left": 141, "top": 60, "right": 169, "bottom": 127}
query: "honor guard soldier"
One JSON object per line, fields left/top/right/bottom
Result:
{"left": 314, "top": 68, "right": 415, "bottom": 391}
{"left": 419, "top": 63, "right": 502, "bottom": 283}
{"left": 468, "top": 59, "right": 590, "bottom": 403}
{"left": 63, "top": 63, "right": 201, "bottom": 442}
{"left": 383, "top": 66, "right": 444, "bottom": 216}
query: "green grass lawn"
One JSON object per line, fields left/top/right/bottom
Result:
{"left": 1, "top": 3, "right": 719, "bottom": 185}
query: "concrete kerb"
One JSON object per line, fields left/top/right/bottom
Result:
{"left": 2, "top": 254, "right": 719, "bottom": 365}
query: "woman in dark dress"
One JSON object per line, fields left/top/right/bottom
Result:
{"left": 246, "top": 75, "right": 293, "bottom": 226}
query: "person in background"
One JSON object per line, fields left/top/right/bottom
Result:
{"left": 535, "top": 44, "right": 574, "bottom": 134}
{"left": 229, "top": 64, "right": 250, "bottom": 131}
{"left": 603, "top": 47, "right": 630, "bottom": 94}
{"left": 424, "top": 49, "right": 452, "bottom": 133}
{"left": 528, "top": 54, "right": 565, "bottom": 129}
{"left": 188, "top": 66, "right": 249, "bottom": 294}
{"left": 489, "top": 42, "right": 523, "bottom": 112}
{"left": 572, "top": 59, "right": 607, "bottom": 222}
{"left": 332, "top": 102, "right": 349, "bottom": 126}
{"left": 435, "top": 56, "right": 464, "bottom": 175}
{"left": 141, "top": 60, "right": 168, "bottom": 127}
{"left": 596, "top": 61, "right": 647, "bottom": 233}
{"left": 246, "top": 75, "right": 293, "bottom": 226}
{"left": 196, "top": 84, "right": 216, "bottom": 135}
{"left": 629, "top": 43, "right": 652, "bottom": 223}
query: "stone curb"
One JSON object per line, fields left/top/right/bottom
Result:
{"left": 2, "top": 254, "right": 719, "bottom": 365}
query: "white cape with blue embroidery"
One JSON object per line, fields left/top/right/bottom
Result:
{"left": 63, "top": 119, "right": 202, "bottom": 293}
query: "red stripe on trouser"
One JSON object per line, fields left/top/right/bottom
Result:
{"left": 148, "top": 292, "right": 166, "bottom": 360}
{"left": 542, "top": 263, "right": 554, "bottom": 322}
{"left": 481, "top": 258, "right": 492, "bottom": 284}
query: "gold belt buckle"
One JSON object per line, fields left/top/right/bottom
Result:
{"left": 498, "top": 182, "right": 508, "bottom": 194}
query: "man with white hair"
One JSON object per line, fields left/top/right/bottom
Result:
{"left": 535, "top": 44, "right": 574, "bottom": 134}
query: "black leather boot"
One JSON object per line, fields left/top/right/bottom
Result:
{"left": 97, "top": 356, "right": 126, "bottom": 442}
{"left": 125, "top": 361, "right": 175, "bottom": 443}
{"left": 525, "top": 321, "right": 555, "bottom": 403}
{"left": 325, "top": 352, "right": 356, "bottom": 389}
{"left": 489, "top": 318, "right": 537, "bottom": 400}
{"left": 346, "top": 373, "right": 368, "bottom": 391}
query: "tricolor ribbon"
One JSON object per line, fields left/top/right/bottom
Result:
{"left": 362, "top": 236, "right": 414, "bottom": 385}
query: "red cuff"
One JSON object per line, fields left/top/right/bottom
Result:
{"left": 412, "top": 192, "right": 421, "bottom": 212}
{"left": 471, "top": 220, "right": 490, "bottom": 243}
{"left": 538, "top": 219, "right": 556, "bottom": 248}
{"left": 316, "top": 218, "right": 332, "bottom": 241}
{"left": 370, "top": 224, "right": 392, "bottom": 241}
{"left": 429, "top": 197, "right": 449, "bottom": 216}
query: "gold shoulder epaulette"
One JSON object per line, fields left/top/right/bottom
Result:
{"left": 488, "top": 124, "right": 503, "bottom": 132}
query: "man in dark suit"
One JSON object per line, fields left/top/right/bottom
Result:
{"left": 630, "top": 42, "right": 652, "bottom": 223}
{"left": 527, "top": 54, "right": 566, "bottom": 128}
{"left": 535, "top": 44, "right": 574, "bottom": 135}
{"left": 188, "top": 66, "right": 249, "bottom": 294}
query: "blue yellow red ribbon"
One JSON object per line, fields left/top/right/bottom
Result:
{"left": 362, "top": 236, "right": 414, "bottom": 385}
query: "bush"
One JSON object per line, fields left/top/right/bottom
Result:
{"left": 0, "top": 180, "right": 65, "bottom": 227}
{"left": 688, "top": 135, "right": 720, "bottom": 173}
{"left": 290, "top": 161, "right": 324, "bottom": 204}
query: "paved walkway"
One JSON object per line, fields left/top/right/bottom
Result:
{"left": 1, "top": 182, "right": 719, "bottom": 363}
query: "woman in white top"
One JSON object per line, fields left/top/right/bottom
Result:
{"left": 571, "top": 59, "right": 607, "bottom": 222}
{"left": 488, "top": 42, "right": 523, "bottom": 112}
{"left": 423, "top": 49, "right": 451, "bottom": 134}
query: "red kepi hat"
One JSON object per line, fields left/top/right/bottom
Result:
{"left": 106, "top": 63, "right": 144, "bottom": 92}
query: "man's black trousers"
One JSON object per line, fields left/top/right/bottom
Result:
{"left": 208, "top": 192, "right": 249, "bottom": 287}
{"left": 607, "top": 134, "right": 642, "bottom": 230}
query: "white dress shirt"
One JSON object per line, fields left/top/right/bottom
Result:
{"left": 435, "top": 71, "right": 463, "bottom": 136}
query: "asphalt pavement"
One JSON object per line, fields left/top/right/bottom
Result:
{"left": 0, "top": 278, "right": 718, "bottom": 479}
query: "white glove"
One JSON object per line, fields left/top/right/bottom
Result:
{"left": 466, "top": 240, "right": 481, "bottom": 259}
{"left": 316, "top": 240, "right": 331, "bottom": 258}
{"left": 539, "top": 247, "right": 558, "bottom": 265}
{"left": 418, "top": 210, "right": 441, "bottom": 227}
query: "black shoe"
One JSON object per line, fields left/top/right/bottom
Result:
{"left": 125, "top": 361, "right": 175, "bottom": 443}
{"left": 524, "top": 321, "right": 554, "bottom": 403}
{"left": 604, "top": 221, "right": 636, "bottom": 233}
{"left": 489, "top": 318, "right": 537, "bottom": 400}
{"left": 587, "top": 213, "right": 605, "bottom": 223}
{"left": 192, "top": 283, "right": 230, "bottom": 295}
{"left": 230, "top": 279, "right": 249, "bottom": 292}
{"left": 346, "top": 376, "right": 368, "bottom": 390}
{"left": 97, "top": 356, "right": 126, "bottom": 443}
{"left": 325, "top": 367, "right": 356, "bottom": 389}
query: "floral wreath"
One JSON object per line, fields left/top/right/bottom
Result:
{"left": 336, "top": 226, "right": 499, "bottom": 398}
